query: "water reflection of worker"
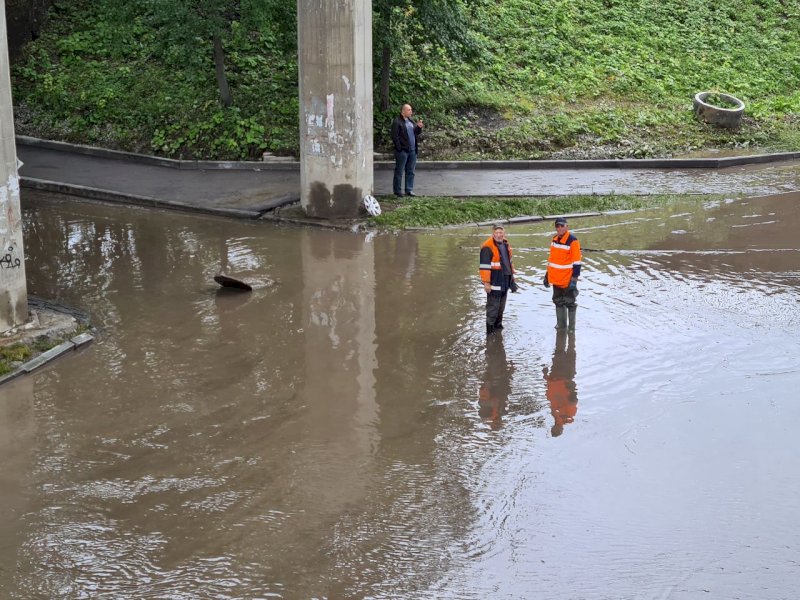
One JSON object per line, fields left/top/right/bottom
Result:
{"left": 543, "top": 331, "right": 578, "bottom": 437}
{"left": 479, "top": 335, "right": 514, "bottom": 430}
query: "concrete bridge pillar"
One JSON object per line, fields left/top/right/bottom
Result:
{"left": 297, "top": 0, "right": 373, "bottom": 219}
{"left": 0, "top": 1, "right": 28, "bottom": 332}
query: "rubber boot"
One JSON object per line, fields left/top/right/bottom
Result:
{"left": 555, "top": 306, "right": 568, "bottom": 330}
{"left": 486, "top": 323, "right": 495, "bottom": 336}
{"left": 567, "top": 307, "right": 577, "bottom": 332}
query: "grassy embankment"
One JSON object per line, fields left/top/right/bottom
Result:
{"left": 10, "top": 0, "right": 798, "bottom": 228}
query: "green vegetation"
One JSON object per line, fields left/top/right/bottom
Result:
{"left": 368, "top": 193, "right": 721, "bottom": 229}
{"left": 0, "top": 343, "right": 32, "bottom": 363}
{"left": 0, "top": 333, "right": 82, "bottom": 379}
{"left": 0, "top": 343, "right": 32, "bottom": 376}
{"left": 373, "top": 0, "right": 478, "bottom": 111}
{"left": 13, "top": 0, "right": 297, "bottom": 159}
{"left": 11, "top": 0, "right": 800, "bottom": 160}
{"left": 702, "top": 93, "right": 740, "bottom": 108}
{"left": 30, "top": 336, "right": 60, "bottom": 353}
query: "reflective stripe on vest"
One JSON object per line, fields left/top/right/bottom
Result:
{"left": 547, "top": 232, "right": 581, "bottom": 288}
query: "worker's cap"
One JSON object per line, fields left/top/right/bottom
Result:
{"left": 554, "top": 217, "right": 568, "bottom": 226}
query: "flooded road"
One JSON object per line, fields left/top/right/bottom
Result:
{"left": 413, "top": 160, "right": 800, "bottom": 197}
{"left": 2, "top": 190, "right": 799, "bottom": 599}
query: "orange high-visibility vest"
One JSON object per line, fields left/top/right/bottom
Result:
{"left": 547, "top": 230, "right": 582, "bottom": 288}
{"left": 479, "top": 237, "right": 514, "bottom": 291}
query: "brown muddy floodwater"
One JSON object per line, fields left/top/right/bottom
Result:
{"left": 2, "top": 190, "right": 800, "bottom": 599}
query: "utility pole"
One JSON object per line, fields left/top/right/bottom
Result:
{"left": 0, "top": 0, "right": 28, "bottom": 332}
{"left": 297, "top": 0, "right": 373, "bottom": 218}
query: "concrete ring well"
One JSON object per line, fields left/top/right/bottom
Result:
{"left": 693, "top": 91, "right": 745, "bottom": 128}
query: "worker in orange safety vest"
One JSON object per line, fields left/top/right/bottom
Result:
{"left": 543, "top": 216, "right": 582, "bottom": 331}
{"left": 479, "top": 224, "right": 518, "bottom": 335}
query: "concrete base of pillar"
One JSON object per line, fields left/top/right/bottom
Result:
{"left": 305, "top": 181, "right": 365, "bottom": 219}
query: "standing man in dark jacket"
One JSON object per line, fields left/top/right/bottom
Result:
{"left": 391, "top": 103, "right": 424, "bottom": 197}
{"left": 480, "top": 224, "right": 518, "bottom": 335}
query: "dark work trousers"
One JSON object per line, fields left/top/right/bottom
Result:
{"left": 393, "top": 150, "right": 417, "bottom": 195}
{"left": 552, "top": 285, "right": 578, "bottom": 308}
{"left": 486, "top": 290, "right": 508, "bottom": 329}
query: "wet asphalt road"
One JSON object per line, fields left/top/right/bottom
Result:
{"left": 17, "top": 144, "right": 800, "bottom": 215}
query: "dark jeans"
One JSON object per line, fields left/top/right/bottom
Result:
{"left": 393, "top": 150, "right": 417, "bottom": 195}
{"left": 486, "top": 291, "right": 508, "bottom": 328}
{"left": 552, "top": 286, "right": 578, "bottom": 309}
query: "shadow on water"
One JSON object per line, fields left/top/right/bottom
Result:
{"left": 2, "top": 189, "right": 800, "bottom": 599}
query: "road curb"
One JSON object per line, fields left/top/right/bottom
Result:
{"left": 0, "top": 332, "right": 95, "bottom": 386}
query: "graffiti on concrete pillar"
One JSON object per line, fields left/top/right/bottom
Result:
{"left": 0, "top": 244, "right": 22, "bottom": 269}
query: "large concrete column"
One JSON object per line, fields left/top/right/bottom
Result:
{"left": 0, "top": 1, "right": 28, "bottom": 332}
{"left": 297, "top": 0, "right": 373, "bottom": 218}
